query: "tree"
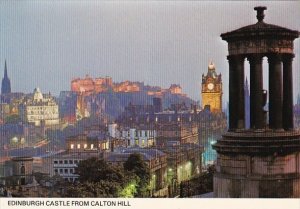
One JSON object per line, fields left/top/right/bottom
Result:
{"left": 72, "top": 157, "right": 138, "bottom": 197}
{"left": 76, "top": 157, "right": 125, "bottom": 183}
{"left": 180, "top": 164, "right": 216, "bottom": 197}
{"left": 5, "top": 114, "right": 21, "bottom": 124}
{"left": 65, "top": 181, "right": 122, "bottom": 197}
{"left": 124, "top": 153, "right": 150, "bottom": 197}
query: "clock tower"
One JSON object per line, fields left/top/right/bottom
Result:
{"left": 201, "top": 61, "right": 222, "bottom": 113}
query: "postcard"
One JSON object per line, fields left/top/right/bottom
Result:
{"left": 0, "top": 1, "right": 299, "bottom": 208}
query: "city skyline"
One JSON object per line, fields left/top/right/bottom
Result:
{"left": 0, "top": 1, "right": 299, "bottom": 103}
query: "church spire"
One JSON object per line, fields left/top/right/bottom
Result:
{"left": 1, "top": 60, "right": 11, "bottom": 94}
{"left": 4, "top": 60, "right": 7, "bottom": 78}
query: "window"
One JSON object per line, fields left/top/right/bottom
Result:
{"left": 70, "top": 169, "right": 74, "bottom": 174}
{"left": 59, "top": 169, "right": 63, "bottom": 174}
{"left": 91, "top": 144, "right": 94, "bottom": 149}
{"left": 59, "top": 160, "right": 63, "bottom": 164}
{"left": 135, "top": 139, "right": 139, "bottom": 146}
{"left": 64, "top": 160, "right": 68, "bottom": 164}
{"left": 77, "top": 144, "right": 81, "bottom": 149}
{"left": 74, "top": 160, "right": 78, "bottom": 164}
{"left": 64, "top": 169, "right": 68, "bottom": 174}
{"left": 54, "top": 160, "right": 58, "bottom": 164}
{"left": 70, "top": 144, "right": 74, "bottom": 149}
{"left": 54, "top": 169, "right": 58, "bottom": 173}
{"left": 84, "top": 144, "right": 87, "bottom": 149}
{"left": 69, "top": 160, "right": 73, "bottom": 164}
{"left": 145, "top": 131, "right": 148, "bottom": 137}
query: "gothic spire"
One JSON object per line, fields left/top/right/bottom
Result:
{"left": 4, "top": 60, "right": 7, "bottom": 78}
{"left": 1, "top": 60, "right": 11, "bottom": 94}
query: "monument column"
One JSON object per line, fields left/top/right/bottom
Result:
{"left": 282, "top": 53, "right": 294, "bottom": 130}
{"left": 248, "top": 55, "right": 264, "bottom": 129}
{"left": 228, "top": 55, "right": 245, "bottom": 130}
{"left": 268, "top": 54, "right": 283, "bottom": 129}
{"left": 236, "top": 55, "right": 245, "bottom": 129}
{"left": 228, "top": 55, "right": 237, "bottom": 130}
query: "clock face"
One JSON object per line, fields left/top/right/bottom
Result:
{"left": 207, "top": 83, "right": 214, "bottom": 90}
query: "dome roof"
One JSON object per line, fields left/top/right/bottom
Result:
{"left": 33, "top": 87, "right": 43, "bottom": 100}
{"left": 221, "top": 7, "right": 299, "bottom": 41}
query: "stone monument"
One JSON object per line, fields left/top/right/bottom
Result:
{"left": 213, "top": 6, "right": 300, "bottom": 197}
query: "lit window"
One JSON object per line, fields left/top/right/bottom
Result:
{"left": 70, "top": 144, "right": 74, "bottom": 149}
{"left": 91, "top": 144, "right": 94, "bottom": 149}
{"left": 77, "top": 144, "right": 81, "bottom": 149}
{"left": 84, "top": 144, "right": 87, "bottom": 149}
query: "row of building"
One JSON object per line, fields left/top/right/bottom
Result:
{"left": 0, "top": 60, "right": 226, "bottom": 197}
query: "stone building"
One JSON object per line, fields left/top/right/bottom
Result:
{"left": 155, "top": 122, "right": 198, "bottom": 146}
{"left": 19, "top": 88, "right": 59, "bottom": 126}
{"left": 66, "top": 134, "right": 110, "bottom": 152}
{"left": 213, "top": 7, "right": 300, "bottom": 198}
{"left": 10, "top": 157, "right": 33, "bottom": 185}
{"left": 169, "top": 84, "right": 182, "bottom": 94}
{"left": 158, "top": 143, "right": 203, "bottom": 196}
{"left": 71, "top": 75, "right": 112, "bottom": 95}
{"left": 51, "top": 152, "right": 99, "bottom": 182}
{"left": 201, "top": 62, "right": 222, "bottom": 113}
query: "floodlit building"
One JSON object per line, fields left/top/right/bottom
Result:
{"left": 19, "top": 88, "right": 59, "bottom": 126}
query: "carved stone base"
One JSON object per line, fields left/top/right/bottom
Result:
{"left": 213, "top": 130, "right": 300, "bottom": 197}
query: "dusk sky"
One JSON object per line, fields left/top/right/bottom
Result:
{"left": 0, "top": 1, "right": 299, "bottom": 105}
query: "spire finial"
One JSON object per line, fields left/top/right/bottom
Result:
{"left": 245, "top": 77, "right": 249, "bottom": 88}
{"left": 208, "top": 60, "right": 215, "bottom": 70}
{"left": 4, "top": 60, "right": 7, "bottom": 78}
{"left": 254, "top": 6, "right": 267, "bottom": 22}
